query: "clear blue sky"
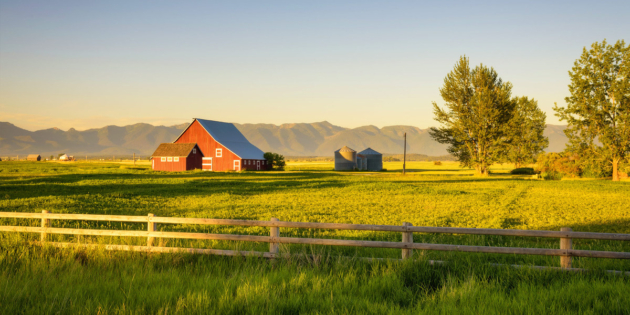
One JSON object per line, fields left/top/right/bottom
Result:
{"left": 1, "top": 1, "right": 628, "bottom": 131}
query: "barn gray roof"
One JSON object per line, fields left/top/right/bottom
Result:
{"left": 152, "top": 143, "right": 199, "bottom": 157}
{"left": 195, "top": 118, "right": 265, "bottom": 159}
{"left": 358, "top": 148, "right": 382, "bottom": 155}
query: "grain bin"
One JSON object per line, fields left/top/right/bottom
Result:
{"left": 358, "top": 148, "right": 383, "bottom": 171}
{"left": 357, "top": 154, "right": 367, "bottom": 170}
{"left": 334, "top": 146, "right": 357, "bottom": 170}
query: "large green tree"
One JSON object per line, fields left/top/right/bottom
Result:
{"left": 504, "top": 97, "right": 549, "bottom": 168}
{"left": 430, "top": 57, "right": 515, "bottom": 176}
{"left": 554, "top": 40, "right": 630, "bottom": 181}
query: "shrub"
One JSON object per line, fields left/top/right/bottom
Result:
{"left": 434, "top": 161, "right": 442, "bottom": 166}
{"left": 535, "top": 152, "right": 581, "bottom": 179}
{"left": 580, "top": 156, "right": 613, "bottom": 178}
{"left": 510, "top": 167, "right": 535, "bottom": 175}
{"left": 540, "top": 171, "right": 563, "bottom": 180}
{"left": 264, "top": 152, "right": 286, "bottom": 171}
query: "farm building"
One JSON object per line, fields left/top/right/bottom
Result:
{"left": 59, "top": 154, "right": 69, "bottom": 161}
{"left": 27, "top": 154, "right": 41, "bottom": 161}
{"left": 173, "top": 118, "right": 269, "bottom": 171}
{"left": 334, "top": 146, "right": 357, "bottom": 170}
{"left": 358, "top": 148, "right": 383, "bottom": 171}
{"left": 151, "top": 143, "right": 203, "bottom": 172}
{"left": 356, "top": 154, "right": 367, "bottom": 170}
{"left": 334, "top": 147, "right": 383, "bottom": 171}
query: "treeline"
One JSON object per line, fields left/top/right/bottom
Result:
{"left": 430, "top": 39, "right": 629, "bottom": 181}
{"left": 383, "top": 154, "right": 456, "bottom": 162}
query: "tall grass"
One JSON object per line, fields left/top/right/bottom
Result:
{"left": 1, "top": 237, "right": 628, "bottom": 314}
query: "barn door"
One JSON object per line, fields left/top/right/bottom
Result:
{"left": 202, "top": 157, "right": 212, "bottom": 171}
{"left": 234, "top": 160, "right": 241, "bottom": 171}
{"left": 256, "top": 160, "right": 260, "bottom": 170}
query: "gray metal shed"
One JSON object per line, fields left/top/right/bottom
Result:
{"left": 357, "top": 154, "right": 367, "bottom": 170}
{"left": 334, "top": 146, "right": 357, "bottom": 171}
{"left": 358, "top": 148, "right": 383, "bottom": 171}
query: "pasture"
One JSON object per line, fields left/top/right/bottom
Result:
{"left": 1, "top": 161, "right": 629, "bottom": 314}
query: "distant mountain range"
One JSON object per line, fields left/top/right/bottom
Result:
{"left": 0, "top": 121, "right": 569, "bottom": 157}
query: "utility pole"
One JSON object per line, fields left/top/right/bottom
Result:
{"left": 403, "top": 132, "right": 406, "bottom": 175}
{"left": 133, "top": 153, "right": 136, "bottom": 166}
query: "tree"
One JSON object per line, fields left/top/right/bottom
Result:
{"left": 430, "top": 56, "right": 515, "bottom": 176}
{"left": 504, "top": 97, "right": 549, "bottom": 168}
{"left": 553, "top": 40, "right": 630, "bottom": 181}
{"left": 264, "top": 152, "right": 286, "bottom": 171}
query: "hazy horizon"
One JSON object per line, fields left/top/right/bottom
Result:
{"left": 1, "top": 1, "right": 628, "bottom": 131}
{"left": 2, "top": 118, "right": 571, "bottom": 133}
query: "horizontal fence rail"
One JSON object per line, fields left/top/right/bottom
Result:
{"left": 1, "top": 211, "right": 629, "bottom": 271}
{"left": 2, "top": 211, "right": 630, "bottom": 241}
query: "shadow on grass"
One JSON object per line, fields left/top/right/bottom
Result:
{"left": 0, "top": 171, "right": 350, "bottom": 200}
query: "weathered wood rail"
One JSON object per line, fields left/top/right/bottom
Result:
{"left": 1, "top": 211, "right": 630, "bottom": 270}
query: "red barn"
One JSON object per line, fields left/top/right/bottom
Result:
{"left": 174, "top": 118, "right": 269, "bottom": 171}
{"left": 151, "top": 143, "right": 203, "bottom": 172}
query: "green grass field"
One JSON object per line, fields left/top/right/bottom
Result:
{"left": 1, "top": 161, "right": 629, "bottom": 314}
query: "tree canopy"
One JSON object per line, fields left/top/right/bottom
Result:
{"left": 430, "top": 57, "right": 515, "bottom": 175}
{"left": 264, "top": 152, "right": 286, "bottom": 171}
{"left": 504, "top": 97, "right": 549, "bottom": 168}
{"left": 553, "top": 39, "right": 630, "bottom": 181}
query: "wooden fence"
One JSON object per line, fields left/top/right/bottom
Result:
{"left": 1, "top": 211, "right": 630, "bottom": 271}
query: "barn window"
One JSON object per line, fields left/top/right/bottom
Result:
{"left": 193, "top": 148, "right": 196, "bottom": 154}
{"left": 161, "top": 157, "right": 166, "bottom": 162}
{"left": 216, "top": 149, "right": 222, "bottom": 157}
{"left": 167, "top": 157, "right": 173, "bottom": 162}
{"left": 174, "top": 157, "right": 179, "bottom": 162}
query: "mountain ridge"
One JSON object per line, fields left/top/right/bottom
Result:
{"left": 0, "top": 121, "right": 568, "bottom": 157}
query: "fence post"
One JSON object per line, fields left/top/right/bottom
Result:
{"left": 147, "top": 213, "right": 156, "bottom": 247}
{"left": 402, "top": 222, "right": 413, "bottom": 259}
{"left": 270, "top": 218, "right": 279, "bottom": 256}
{"left": 560, "top": 227, "right": 572, "bottom": 269}
{"left": 41, "top": 210, "right": 50, "bottom": 242}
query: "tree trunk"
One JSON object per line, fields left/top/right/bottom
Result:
{"left": 514, "top": 162, "right": 521, "bottom": 169}
{"left": 612, "top": 158, "right": 620, "bottom": 181}
{"left": 475, "top": 165, "right": 489, "bottom": 176}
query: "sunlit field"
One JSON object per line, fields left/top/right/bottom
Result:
{"left": 1, "top": 161, "right": 629, "bottom": 314}
{"left": 286, "top": 160, "right": 517, "bottom": 174}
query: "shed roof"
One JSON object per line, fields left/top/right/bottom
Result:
{"left": 193, "top": 118, "right": 265, "bottom": 159}
{"left": 27, "top": 154, "right": 41, "bottom": 159}
{"left": 335, "top": 146, "right": 356, "bottom": 153}
{"left": 152, "top": 143, "right": 199, "bottom": 157}
{"left": 358, "top": 148, "right": 382, "bottom": 155}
